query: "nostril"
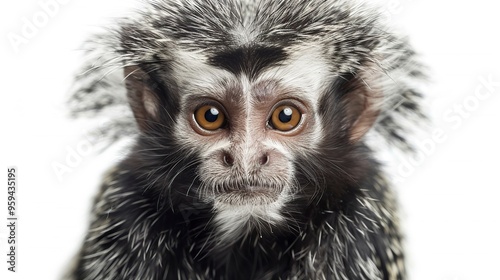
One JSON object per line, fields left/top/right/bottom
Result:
{"left": 259, "top": 153, "right": 269, "bottom": 166}
{"left": 223, "top": 152, "right": 234, "bottom": 166}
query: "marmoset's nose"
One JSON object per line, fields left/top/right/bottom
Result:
{"left": 220, "top": 151, "right": 270, "bottom": 167}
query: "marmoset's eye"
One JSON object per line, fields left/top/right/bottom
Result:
{"left": 270, "top": 105, "right": 301, "bottom": 131}
{"left": 194, "top": 105, "right": 226, "bottom": 131}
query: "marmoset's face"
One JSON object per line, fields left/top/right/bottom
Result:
{"left": 125, "top": 41, "right": 379, "bottom": 237}
{"left": 168, "top": 46, "right": 335, "bottom": 227}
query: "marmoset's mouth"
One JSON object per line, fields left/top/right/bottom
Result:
{"left": 214, "top": 186, "right": 282, "bottom": 206}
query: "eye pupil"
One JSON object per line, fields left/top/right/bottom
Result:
{"left": 205, "top": 107, "right": 219, "bottom": 122}
{"left": 278, "top": 107, "right": 293, "bottom": 123}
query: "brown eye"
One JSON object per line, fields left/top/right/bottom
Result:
{"left": 194, "top": 105, "right": 226, "bottom": 131}
{"left": 270, "top": 105, "right": 301, "bottom": 131}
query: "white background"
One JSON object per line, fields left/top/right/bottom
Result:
{"left": 0, "top": 0, "right": 499, "bottom": 279}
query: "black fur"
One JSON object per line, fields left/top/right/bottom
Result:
{"left": 209, "top": 46, "right": 288, "bottom": 79}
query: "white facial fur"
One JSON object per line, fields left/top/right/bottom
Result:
{"left": 170, "top": 45, "right": 332, "bottom": 240}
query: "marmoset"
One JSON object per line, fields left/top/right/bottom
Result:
{"left": 66, "top": 0, "right": 425, "bottom": 279}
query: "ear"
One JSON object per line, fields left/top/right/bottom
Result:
{"left": 343, "top": 69, "right": 381, "bottom": 142}
{"left": 124, "top": 66, "right": 159, "bottom": 131}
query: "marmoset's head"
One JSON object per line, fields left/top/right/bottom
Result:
{"left": 114, "top": 0, "right": 421, "bottom": 239}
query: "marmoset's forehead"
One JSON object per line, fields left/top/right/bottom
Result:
{"left": 172, "top": 44, "right": 334, "bottom": 108}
